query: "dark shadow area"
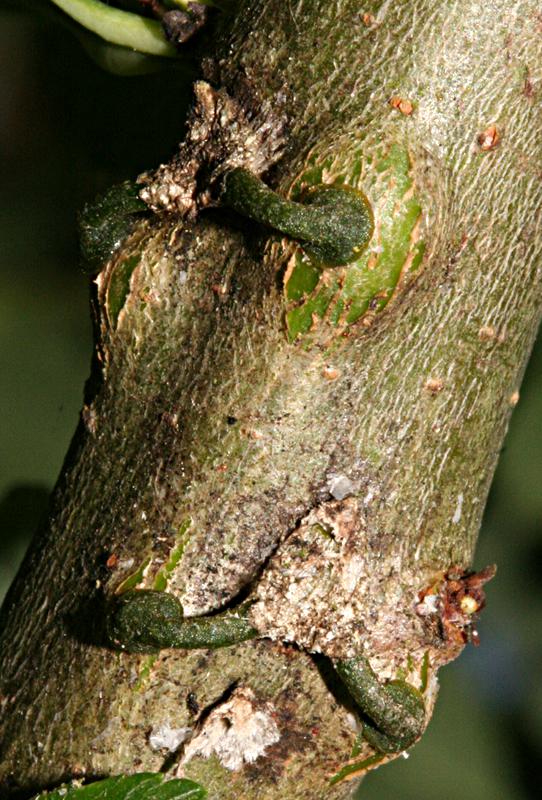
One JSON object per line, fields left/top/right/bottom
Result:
{"left": 0, "top": 484, "right": 50, "bottom": 601}
{"left": 312, "top": 652, "right": 359, "bottom": 717}
{"left": 62, "top": 584, "right": 112, "bottom": 650}
{"left": 519, "top": 529, "right": 542, "bottom": 591}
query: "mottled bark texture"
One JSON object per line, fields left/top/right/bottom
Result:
{"left": 1, "top": 1, "right": 541, "bottom": 798}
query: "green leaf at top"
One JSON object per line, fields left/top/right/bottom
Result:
{"left": 34, "top": 772, "right": 206, "bottom": 800}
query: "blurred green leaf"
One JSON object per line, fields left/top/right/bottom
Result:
{"left": 34, "top": 772, "right": 206, "bottom": 800}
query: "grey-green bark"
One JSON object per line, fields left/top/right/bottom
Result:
{"left": 1, "top": 1, "right": 541, "bottom": 798}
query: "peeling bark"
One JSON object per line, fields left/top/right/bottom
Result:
{"left": 1, "top": 1, "right": 542, "bottom": 798}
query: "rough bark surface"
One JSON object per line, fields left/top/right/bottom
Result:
{"left": 1, "top": 1, "right": 541, "bottom": 798}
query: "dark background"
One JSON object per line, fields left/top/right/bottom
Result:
{"left": 0, "top": 8, "right": 540, "bottom": 799}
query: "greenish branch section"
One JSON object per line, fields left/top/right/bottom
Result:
{"left": 1, "top": 2, "right": 542, "bottom": 800}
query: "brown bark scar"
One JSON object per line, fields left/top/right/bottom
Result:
{"left": 138, "top": 80, "right": 288, "bottom": 219}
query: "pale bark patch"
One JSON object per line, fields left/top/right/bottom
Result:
{"left": 180, "top": 688, "right": 280, "bottom": 772}
{"left": 251, "top": 497, "right": 435, "bottom": 668}
{"left": 149, "top": 723, "right": 192, "bottom": 752}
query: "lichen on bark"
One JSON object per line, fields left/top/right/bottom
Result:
{"left": 1, "top": 1, "right": 542, "bottom": 798}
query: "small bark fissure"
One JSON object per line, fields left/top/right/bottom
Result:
{"left": 190, "top": 496, "right": 318, "bottom": 617}
{"left": 193, "top": 680, "right": 242, "bottom": 730}
{"left": 158, "top": 679, "right": 242, "bottom": 775}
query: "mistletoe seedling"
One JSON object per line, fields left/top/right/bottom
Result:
{"left": 108, "top": 589, "right": 424, "bottom": 754}
{"left": 221, "top": 167, "right": 374, "bottom": 267}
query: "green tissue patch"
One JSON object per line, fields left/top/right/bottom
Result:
{"left": 349, "top": 731, "right": 365, "bottom": 759}
{"left": 33, "top": 772, "right": 206, "bottom": 800}
{"left": 285, "top": 144, "right": 424, "bottom": 342}
{"left": 153, "top": 517, "right": 193, "bottom": 591}
{"left": 419, "top": 650, "right": 430, "bottom": 692}
{"left": 107, "top": 253, "right": 141, "bottom": 327}
{"left": 311, "top": 522, "right": 334, "bottom": 540}
{"left": 286, "top": 267, "right": 341, "bottom": 340}
{"left": 329, "top": 754, "right": 385, "bottom": 786}
{"left": 115, "top": 557, "right": 151, "bottom": 595}
{"left": 285, "top": 254, "right": 322, "bottom": 302}
{"left": 134, "top": 654, "right": 157, "bottom": 691}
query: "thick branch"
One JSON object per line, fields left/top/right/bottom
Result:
{"left": 1, "top": 1, "right": 541, "bottom": 798}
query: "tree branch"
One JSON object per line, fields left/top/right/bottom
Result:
{"left": 1, "top": 1, "right": 541, "bottom": 797}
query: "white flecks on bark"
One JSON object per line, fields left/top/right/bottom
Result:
{"left": 148, "top": 723, "right": 192, "bottom": 752}
{"left": 452, "top": 493, "right": 464, "bottom": 524}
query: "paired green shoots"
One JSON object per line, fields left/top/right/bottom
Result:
{"left": 108, "top": 590, "right": 424, "bottom": 754}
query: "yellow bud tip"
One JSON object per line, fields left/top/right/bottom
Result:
{"left": 460, "top": 595, "right": 479, "bottom": 615}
